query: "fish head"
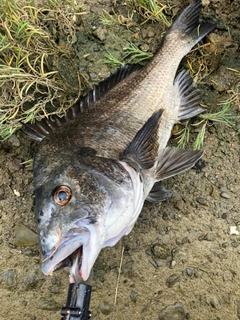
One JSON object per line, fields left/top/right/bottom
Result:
{"left": 34, "top": 146, "right": 142, "bottom": 282}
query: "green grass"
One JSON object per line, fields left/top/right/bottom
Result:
{"left": 176, "top": 103, "right": 236, "bottom": 150}
{"left": 104, "top": 51, "right": 124, "bottom": 68}
{"left": 100, "top": 9, "right": 119, "bottom": 26}
{"left": 127, "top": 0, "right": 170, "bottom": 26}
{"left": 123, "top": 41, "right": 153, "bottom": 64}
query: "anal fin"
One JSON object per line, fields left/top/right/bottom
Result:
{"left": 155, "top": 147, "right": 203, "bottom": 181}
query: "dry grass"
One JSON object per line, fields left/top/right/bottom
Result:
{"left": 0, "top": 0, "right": 86, "bottom": 139}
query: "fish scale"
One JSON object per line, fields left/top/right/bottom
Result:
{"left": 26, "top": 0, "right": 216, "bottom": 283}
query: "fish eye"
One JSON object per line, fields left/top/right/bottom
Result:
{"left": 53, "top": 186, "right": 72, "bottom": 206}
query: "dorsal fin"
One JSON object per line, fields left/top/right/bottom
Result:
{"left": 24, "top": 64, "right": 142, "bottom": 141}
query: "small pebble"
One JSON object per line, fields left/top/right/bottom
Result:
{"left": 186, "top": 268, "right": 193, "bottom": 276}
{"left": 149, "top": 258, "right": 160, "bottom": 269}
{"left": 130, "top": 290, "right": 138, "bottom": 303}
{"left": 202, "top": 0, "right": 210, "bottom": 5}
{"left": 147, "top": 30, "right": 155, "bottom": 38}
{"left": 170, "top": 260, "right": 177, "bottom": 269}
{"left": 140, "top": 43, "right": 149, "bottom": 52}
{"left": 89, "top": 72, "right": 98, "bottom": 81}
{"left": 8, "top": 134, "right": 20, "bottom": 147}
{"left": 231, "top": 241, "right": 239, "bottom": 247}
{"left": 174, "top": 200, "right": 184, "bottom": 210}
{"left": 230, "top": 226, "right": 239, "bottom": 235}
{"left": 208, "top": 126, "right": 216, "bottom": 134}
{"left": 93, "top": 25, "right": 107, "bottom": 41}
{"left": 99, "top": 301, "right": 113, "bottom": 315}
{"left": 209, "top": 296, "right": 219, "bottom": 308}
{"left": 198, "top": 233, "right": 214, "bottom": 241}
{"left": 221, "top": 213, "right": 228, "bottom": 219}
{"left": 221, "top": 192, "right": 231, "bottom": 199}
{"left": 222, "top": 242, "right": 228, "bottom": 248}
{"left": 196, "top": 197, "right": 208, "bottom": 206}
{"left": 166, "top": 274, "right": 180, "bottom": 288}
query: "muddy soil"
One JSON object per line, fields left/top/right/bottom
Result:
{"left": 0, "top": 1, "right": 240, "bottom": 319}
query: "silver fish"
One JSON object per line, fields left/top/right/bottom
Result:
{"left": 28, "top": 0, "right": 215, "bottom": 282}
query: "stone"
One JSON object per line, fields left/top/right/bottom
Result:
{"left": 221, "top": 192, "right": 231, "bottom": 199}
{"left": 159, "top": 302, "right": 185, "bottom": 320}
{"left": 15, "top": 224, "right": 38, "bottom": 246}
{"left": 37, "top": 297, "right": 62, "bottom": 310}
{"left": 99, "top": 301, "right": 113, "bottom": 315}
{"left": 130, "top": 290, "right": 138, "bottom": 303}
{"left": 0, "top": 269, "right": 18, "bottom": 290}
{"left": 8, "top": 134, "right": 20, "bottom": 147}
{"left": 93, "top": 25, "right": 107, "bottom": 41}
{"left": 166, "top": 274, "right": 180, "bottom": 288}
{"left": 152, "top": 244, "right": 170, "bottom": 260}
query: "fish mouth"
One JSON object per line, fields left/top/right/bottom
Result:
{"left": 41, "top": 226, "right": 91, "bottom": 281}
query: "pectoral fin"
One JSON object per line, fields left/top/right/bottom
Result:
{"left": 155, "top": 147, "right": 203, "bottom": 181}
{"left": 122, "top": 110, "right": 163, "bottom": 170}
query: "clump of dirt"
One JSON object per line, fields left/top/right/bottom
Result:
{"left": 0, "top": 1, "right": 240, "bottom": 320}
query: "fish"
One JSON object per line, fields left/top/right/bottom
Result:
{"left": 27, "top": 0, "right": 215, "bottom": 283}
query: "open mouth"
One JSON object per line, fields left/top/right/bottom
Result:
{"left": 41, "top": 226, "right": 90, "bottom": 280}
{"left": 51, "top": 246, "right": 83, "bottom": 273}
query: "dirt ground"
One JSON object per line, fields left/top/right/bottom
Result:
{"left": 0, "top": 0, "right": 240, "bottom": 319}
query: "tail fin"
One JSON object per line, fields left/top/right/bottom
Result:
{"left": 169, "top": 0, "right": 216, "bottom": 46}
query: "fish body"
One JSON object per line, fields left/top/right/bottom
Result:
{"left": 29, "top": 0, "right": 215, "bottom": 282}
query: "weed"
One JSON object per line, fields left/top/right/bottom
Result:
{"left": 123, "top": 41, "right": 153, "bottom": 64}
{"left": 127, "top": 0, "right": 170, "bottom": 26}
{"left": 175, "top": 103, "right": 236, "bottom": 150}
{"left": 104, "top": 51, "right": 124, "bottom": 68}
{"left": 100, "top": 9, "right": 118, "bottom": 26}
{"left": 198, "top": 102, "right": 235, "bottom": 126}
{"left": 100, "top": 8, "right": 134, "bottom": 29}
{"left": 174, "top": 123, "right": 190, "bottom": 149}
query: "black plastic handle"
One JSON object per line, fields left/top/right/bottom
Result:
{"left": 60, "top": 283, "right": 92, "bottom": 320}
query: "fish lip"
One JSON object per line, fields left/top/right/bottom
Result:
{"left": 41, "top": 226, "right": 90, "bottom": 275}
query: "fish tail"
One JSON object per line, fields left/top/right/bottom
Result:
{"left": 169, "top": 0, "right": 216, "bottom": 48}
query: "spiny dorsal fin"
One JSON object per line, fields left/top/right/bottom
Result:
{"left": 24, "top": 64, "right": 142, "bottom": 141}
{"left": 146, "top": 182, "right": 172, "bottom": 203}
{"left": 174, "top": 69, "right": 204, "bottom": 121}
{"left": 155, "top": 147, "right": 203, "bottom": 181}
{"left": 122, "top": 109, "right": 163, "bottom": 170}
